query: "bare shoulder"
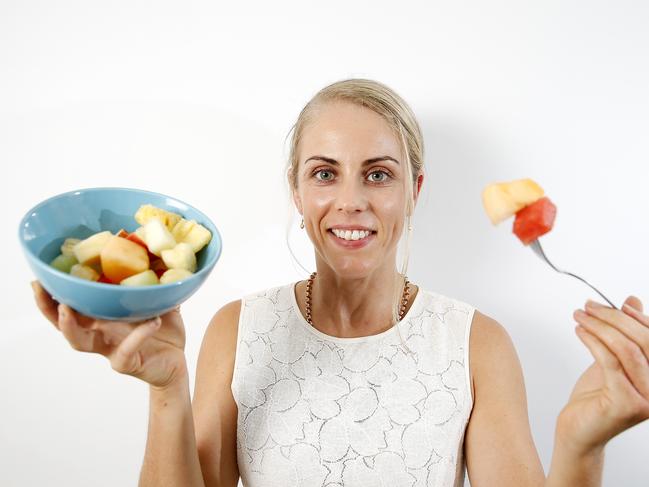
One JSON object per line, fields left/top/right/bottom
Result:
{"left": 195, "top": 298, "right": 242, "bottom": 391}
{"left": 204, "top": 298, "right": 242, "bottom": 345}
{"left": 468, "top": 309, "right": 519, "bottom": 401}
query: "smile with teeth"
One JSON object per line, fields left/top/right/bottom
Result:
{"left": 330, "top": 229, "right": 375, "bottom": 241}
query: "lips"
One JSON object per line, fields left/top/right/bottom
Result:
{"left": 327, "top": 229, "right": 375, "bottom": 248}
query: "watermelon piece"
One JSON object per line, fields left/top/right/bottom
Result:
{"left": 513, "top": 196, "right": 557, "bottom": 245}
{"left": 126, "top": 232, "right": 147, "bottom": 249}
{"left": 98, "top": 273, "right": 115, "bottom": 284}
{"left": 150, "top": 258, "right": 169, "bottom": 278}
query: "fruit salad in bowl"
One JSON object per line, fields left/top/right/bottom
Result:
{"left": 19, "top": 187, "right": 222, "bottom": 322}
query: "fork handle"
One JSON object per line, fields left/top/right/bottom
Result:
{"left": 562, "top": 270, "right": 618, "bottom": 309}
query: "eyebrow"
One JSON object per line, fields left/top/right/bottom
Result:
{"left": 304, "top": 155, "right": 400, "bottom": 166}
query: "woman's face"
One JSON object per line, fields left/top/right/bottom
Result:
{"left": 293, "top": 100, "right": 422, "bottom": 278}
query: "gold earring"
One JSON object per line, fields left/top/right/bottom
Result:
{"left": 300, "top": 218, "right": 305, "bottom": 229}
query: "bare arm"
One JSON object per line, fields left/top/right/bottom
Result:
{"left": 465, "top": 295, "right": 649, "bottom": 487}
{"left": 140, "top": 301, "right": 241, "bottom": 487}
{"left": 139, "top": 300, "right": 241, "bottom": 487}
{"left": 464, "top": 311, "right": 609, "bottom": 487}
{"left": 192, "top": 299, "right": 241, "bottom": 487}
{"left": 139, "top": 364, "right": 206, "bottom": 487}
{"left": 545, "top": 435, "right": 604, "bottom": 487}
{"left": 463, "top": 311, "right": 546, "bottom": 486}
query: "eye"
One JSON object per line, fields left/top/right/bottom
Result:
{"left": 367, "top": 170, "right": 392, "bottom": 183}
{"left": 313, "top": 169, "right": 334, "bottom": 181}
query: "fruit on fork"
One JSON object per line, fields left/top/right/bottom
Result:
{"left": 482, "top": 178, "right": 557, "bottom": 245}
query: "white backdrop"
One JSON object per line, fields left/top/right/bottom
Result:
{"left": 2, "top": 1, "right": 648, "bottom": 486}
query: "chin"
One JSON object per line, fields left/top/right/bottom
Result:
{"left": 325, "top": 263, "right": 377, "bottom": 280}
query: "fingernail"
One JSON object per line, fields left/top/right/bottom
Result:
{"left": 58, "top": 304, "right": 66, "bottom": 317}
{"left": 586, "top": 299, "right": 604, "bottom": 309}
{"left": 30, "top": 281, "right": 38, "bottom": 293}
{"left": 622, "top": 303, "right": 634, "bottom": 312}
{"left": 148, "top": 316, "right": 161, "bottom": 327}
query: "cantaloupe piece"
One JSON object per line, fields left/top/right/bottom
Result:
{"left": 100, "top": 235, "right": 150, "bottom": 283}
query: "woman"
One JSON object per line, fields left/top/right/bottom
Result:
{"left": 32, "top": 79, "right": 649, "bottom": 487}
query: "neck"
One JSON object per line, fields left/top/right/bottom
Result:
{"left": 299, "top": 265, "right": 417, "bottom": 339}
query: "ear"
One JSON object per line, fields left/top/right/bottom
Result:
{"left": 291, "top": 187, "right": 303, "bottom": 216}
{"left": 287, "top": 169, "right": 303, "bottom": 215}
{"left": 413, "top": 172, "right": 424, "bottom": 204}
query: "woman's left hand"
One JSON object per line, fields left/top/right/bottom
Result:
{"left": 556, "top": 295, "right": 649, "bottom": 456}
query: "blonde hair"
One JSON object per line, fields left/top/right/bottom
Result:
{"left": 284, "top": 78, "right": 425, "bottom": 328}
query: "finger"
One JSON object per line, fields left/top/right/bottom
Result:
{"left": 575, "top": 310, "right": 649, "bottom": 397}
{"left": 576, "top": 325, "right": 649, "bottom": 425}
{"left": 624, "top": 295, "right": 644, "bottom": 314}
{"left": 583, "top": 301, "right": 649, "bottom": 358}
{"left": 574, "top": 325, "right": 634, "bottom": 392}
{"left": 108, "top": 317, "right": 161, "bottom": 374}
{"left": 31, "top": 281, "right": 59, "bottom": 328}
{"left": 587, "top": 299, "right": 649, "bottom": 329}
{"left": 622, "top": 298, "right": 649, "bottom": 329}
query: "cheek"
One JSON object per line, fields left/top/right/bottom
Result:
{"left": 376, "top": 196, "right": 405, "bottom": 220}
{"left": 302, "top": 187, "right": 336, "bottom": 211}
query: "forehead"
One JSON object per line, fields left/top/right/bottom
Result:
{"left": 299, "top": 101, "right": 403, "bottom": 163}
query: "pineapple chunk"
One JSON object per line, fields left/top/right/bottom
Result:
{"left": 73, "top": 231, "right": 112, "bottom": 265}
{"left": 481, "top": 179, "right": 545, "bottom": 225}
{"left": 70, "top": 263, "right": 100, "bottom": 282}
{"left": 50, "top": 254, "right": 78, "bottom": 273}
{"left": 142, "top": 218, "right": 177, "bottom": 257}
{"left": 171, "top": 218, "right": 197, "bottom": 242}
{"left": 159, "top": 268, "right": 194, "bottom": 284}
{"left": 134, "top": 204, "right": 182, "bottom": 232}
{"left": 60, "top": 238, "right": 81, "bottom": 257}
{"left": 181, "top": 223, "right": 212, "bottom": 253}
{"left": 120, "top": 270, "right": 159, "bottom": 286}
{"left": 161, "top": 242, "right": 197, "bottom": 272}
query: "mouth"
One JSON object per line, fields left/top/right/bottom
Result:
{"left": 327, "top": 228, "right": 377, "bottom": 243}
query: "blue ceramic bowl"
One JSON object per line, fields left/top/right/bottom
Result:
{"left": 19, "top": 187, "right": 222, "bottom": 322}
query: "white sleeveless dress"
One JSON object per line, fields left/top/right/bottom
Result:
{"left": 231, "top": 282, "right": 475, "bottom": 487}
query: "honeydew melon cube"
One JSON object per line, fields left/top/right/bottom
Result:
{"left": 142, "top": 218, "right": 176, "bottom": 257}
{"left": 50, "top": 254, "right": 78, "bottom": 273}
{"left": 120, "top": 269, "right": 159, "bottom": 286}
{"left": 133, "top": 226, "right": 147, "bottom": 242}
{"left": 159, "top": 268, "right": 193, "bottom": 284}
{"left": 161, "top": 242, "right": 197, "bottom": 272}
{"left": 73, "top": 231, "right": 113, "bottom": 265}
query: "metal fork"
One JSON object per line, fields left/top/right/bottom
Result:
{"left": 529, "top": 238, "right": 618, "bottom": 309}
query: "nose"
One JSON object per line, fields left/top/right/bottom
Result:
{"left": 335, "top": 176, "right": 367, "bottom": 214}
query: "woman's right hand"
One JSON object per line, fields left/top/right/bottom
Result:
{"left": 31, "top": 280, "right": 189, "bottom": 390}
